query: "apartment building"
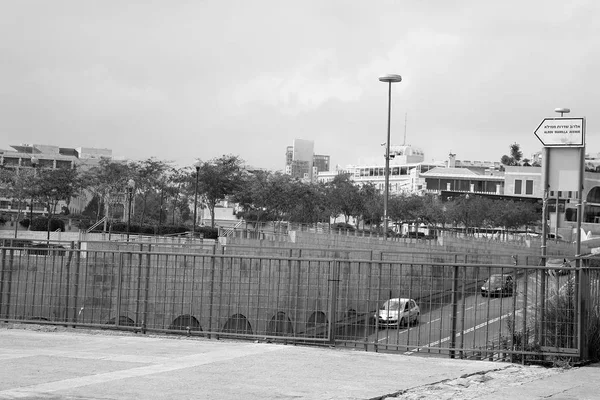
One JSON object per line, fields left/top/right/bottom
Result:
{"left": 0, "top": 144, "right": 112, "bottom": 217}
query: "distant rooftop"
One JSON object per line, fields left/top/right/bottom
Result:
{"left": 3, "top": 144, "right": 112, "bottom": 159}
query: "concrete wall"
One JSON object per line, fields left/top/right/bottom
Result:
{"left": 0, "top": 230, "right": 575, "bottom": 340}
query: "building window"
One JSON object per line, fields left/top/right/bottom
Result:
{"left": 514, "top": 180, "right": 522, "bottom": 195}
{"left": 525, "top": 180, "right": 533, "bottom": 195}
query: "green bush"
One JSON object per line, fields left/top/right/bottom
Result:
{"left": 588, "top": 307, "right": 600, "bottom": 362}
{"left": 195, "top": 226, "right": 218, "bottom": 239}
{"left": 0, "top": 215, "right": 7, "bottom": 226}
{"left": 499, "top": 316, "right": 542, "bottom": 364}
{"left": 500, "top": 278, "right": 600, "bottom": 364}
{"left": 83, "top": 221, "right": 218, "bottom": 239}
{"left": 30, "top": 217, "right": 65, "bottom": 232}
{"left": 75, "top": 218, "right": 92, "bottom": 230}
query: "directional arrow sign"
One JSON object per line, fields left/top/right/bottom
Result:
{"left": 534, "top": 117, "right": 585, "bottom": 147}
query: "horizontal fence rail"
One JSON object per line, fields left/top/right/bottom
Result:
{"left": 0, "top": 244, "right": 598, "bottom": 363}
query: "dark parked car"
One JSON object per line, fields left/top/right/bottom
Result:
{"left": 481, "top": 274, "right": 513, "bottom": 297}
{"left": 332, "top": 222, "right": 355, "bottom": 232}
{"left": 27, "top": 243, "right": 66, "bottom": 256}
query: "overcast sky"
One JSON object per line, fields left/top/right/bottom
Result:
{"left": 1, "top": 1, "right": 599, "bottom": 170}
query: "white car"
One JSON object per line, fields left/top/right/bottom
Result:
{"left": 375, "top": 298, "right": 420, "bottom": 328}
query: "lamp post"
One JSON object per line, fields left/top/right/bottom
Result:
{"left": 126, "top": 179, "right": 135, "bottom": 242}
{"left": 379, "top": 74, "right": 402, "bottom": 239}
{"left": 28, "top": 156, "right": 38, "bottom": 231}
{"left": 192, "top": 161, "right": 201, "bottom": 238}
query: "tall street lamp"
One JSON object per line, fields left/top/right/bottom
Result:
{"left": 28, "top": 156, "right": 38, "bottom": 231}
{"left": 126, "top": 179, "right": 135, "bottom": 242}
{"left": 379, "top": 74, "right": 402, "bottom": 239}
{"left": 192, "top": 161, "right": 201, "bottom": 238}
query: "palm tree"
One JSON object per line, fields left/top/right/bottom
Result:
{"left": 501, "top": 143, "right": 524, "bottom": 166}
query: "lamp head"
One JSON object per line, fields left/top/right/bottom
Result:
{"left": 379, "top": 74, "right": 402, "bottom": 83}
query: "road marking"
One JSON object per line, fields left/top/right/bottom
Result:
{"left": 406, "top": 309, "right": 523, "bottom": 354}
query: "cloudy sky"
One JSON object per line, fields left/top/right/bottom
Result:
{"left": 1, "top": 1, "right": 598, "bottom": 170}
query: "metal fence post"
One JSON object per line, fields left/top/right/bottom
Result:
{"left": 328, "top": 260, "right": 340, "bottom": 344}
{"left": 208, "top": 244, "right": 218, "bottom": 338}
{"left": 0, "top": 249, "right": 6, "bottom": 320}
{"left": 577, "top": 259, "right": 590, "bottom": 360}
{"left": 72, "top": 241, "right": 81, "bottom": 327}
{"left": 3, "top": 250, "right": 15, "bottom": 321}
{"left": 135, "top": 243, "right": 144, "bottom": 325}
{"left": 449, "top": 262, "right": 459, "bottom": 358}
{"left": 115, "top": 252, "right": 124, "bottom": 327}
{"left": 142, "top": 244, "right": 152, "bottom": 334}
{"left": 64, "top": 241, "right": 75, "bottom": 327}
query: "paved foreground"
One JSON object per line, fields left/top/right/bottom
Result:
{"left": 0, "top": 324, "right": 598, "bottom": 399}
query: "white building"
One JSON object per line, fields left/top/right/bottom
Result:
{"left": 317, "top": 145, "right": 443, "bottom": 194}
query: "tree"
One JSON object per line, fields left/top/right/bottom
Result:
{"left": 234, "top": 169, "right": 273, "bottom": 225}
{"left": 413, "top": 193, "right": 448, "bottom": 233}
{"left": 510, "top": 143, "right": 523, "bottom": 164}
{"left": 326, "top": 174, "right": 362, "bottom": 225}
{"left": 0, "top": 167, "right": 36, "bottom": 235}
{"left": 286, "top": 181, "right": 329, "bottom": 224}
{"left": 81, "top": 158, "right": 135, "bottom": 232}
{"left": 132, "top": 158, "right": 171, "bottom": 227}
{"left": 164, "top": 167, "right": 189, "bottom": 225}
{"left": 488, "top": 199, "right": 540, "bottom": 235}
{"left": 388, "top": 193, "right": 422, "bottom": 227}
{"left": 358, "top": 183, "right": 382, "bottom": 230}
{"left": 500, "top": 142, "right": 525, "bottom": 167}
{"left": 196, "top": 155, "right": 245, "bottom": 228}
{"left": 32, "top": 167, "right": 82, "bottom": 239}
{"left": 446, "top": 194, "right": 490, "bottom": 235}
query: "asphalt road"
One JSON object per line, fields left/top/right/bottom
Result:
{"left": 339, "top": 271, "right": 573, "bottom": 358}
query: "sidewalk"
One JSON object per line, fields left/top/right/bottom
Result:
{"left": 0, "top": 324, "right": 597, "bottom": 400}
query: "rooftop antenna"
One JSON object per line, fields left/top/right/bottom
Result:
{"left": 403, "top": 112, "right": 407, "bottom": 146}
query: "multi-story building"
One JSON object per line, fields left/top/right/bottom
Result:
{"left": 318, "top": 145, "right": 442, "bottom": 193}
{"left": 285, "top": 139, "right": 330, "bottom": 182}
{"left": 0, "top": 144, "right": 112, "bottom": 218}
{"left": 316, "top": 145, "right": 600, "bottom": 239}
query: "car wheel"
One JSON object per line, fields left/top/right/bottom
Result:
{"left": 481, "top": 292, "right": 487, "bottom": 297}
{"left": 413, "top": 314, "right": 420, "bottom": 326}
{"left": 399, "top": 318, "right": 405, "bottom": 328}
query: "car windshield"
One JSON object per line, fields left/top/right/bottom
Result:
{"left": 488, "top": 275, "right": 505, "bottom": 285}
{"left": 380, "top": 300, "right": 405, "bottom": 311}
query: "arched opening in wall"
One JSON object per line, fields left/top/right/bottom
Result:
{"left": 222, "top": 314, "right": 253, "bottom": 336}
{"left": 585, "top": 187, "right": 600, "bottom": 223}
{"left": 106, "top": 316, "right": 135, "bottom": 326}
{"left": 338, "top": 308, "right": 371, "bottom": 340}
{"left": 565, "top": 207, "right": 577, "bottom": 222}
{"left": 266, "top": 312, "right": 294, "bottom": 337}
{"left": 169, "top": 315, "right": 202, "bottom": 333}
{"left": 306, "top": 311, "right": 328, "bottom": 338}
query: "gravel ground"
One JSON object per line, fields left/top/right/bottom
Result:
{"left": 382, "top": 364, "right": 566, "bottom": 399}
